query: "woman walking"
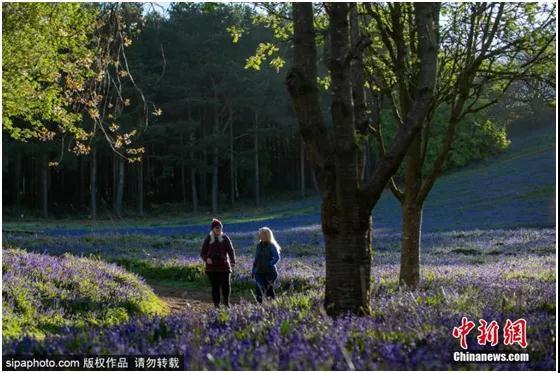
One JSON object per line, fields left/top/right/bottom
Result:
{"left": 251, "top": 227, "right": 281, "bottom": 303}
{"left": 200, "top": 218, "right": 236, "bottom": 308}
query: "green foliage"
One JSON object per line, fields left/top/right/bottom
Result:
{"left": 2, "top": 3, "right": 97, "bottom": 142}
{"left": 377, "top": 105, "right": 510, "bottom": 179}
{"left": 244, "top": 42, "right": 280, "bottom": 71}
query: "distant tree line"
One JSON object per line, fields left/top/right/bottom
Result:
{"left": 3, "top": 3, "right": 553, "bottom": 222}
{"left": 3, "top": 3, "right": 314, "bottom": 218}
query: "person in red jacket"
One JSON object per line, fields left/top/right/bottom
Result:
{"left": 200, "top": 218, "right": 236, "bottom": 308}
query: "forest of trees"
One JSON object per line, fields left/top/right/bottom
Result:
{"left": 3, "top": 3, "right": 553, "bottom": 222}
{"left": 2, "top": 3, "right": 307, "bottom": 218}
{"left": 2, "top": 2, "right": 555, "bottom": 315}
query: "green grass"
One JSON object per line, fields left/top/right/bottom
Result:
{"left": 2, "top": 249, "right": 169, "bottom": 341}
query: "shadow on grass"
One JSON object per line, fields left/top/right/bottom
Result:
{"left": 111, "top": 257, "right": 320, "bottom": 301}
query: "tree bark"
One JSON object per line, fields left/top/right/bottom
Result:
{"left": 399, "top": 199, "right": 422, "bottom": 288}
{"left": 399, "top": 135, "right": 423, "bottom": 288}
{"left": 254, "top": 111, "right": 260, "bottom": 207}
{"left": 41, "top": 152, "right": 48, "bottom": 218}
{"left": 90, "top": 147, "right": 97, "bottom": 220}
{"left": 323, "top": 196, "right": 373, "bottom": 315}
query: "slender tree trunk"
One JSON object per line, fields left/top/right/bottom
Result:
{"left": 254, "top": 111, "right": 260, "bottom": 206}
{"left": 189, "top": 133, "right": 198, "bottom": 213}
{"left": 137, "top": 160, "right": 144, "bottom": 216}
{"left": 180, "top": 134, "right": 187, "bottom": 205}
{"left": 234, "top": 166, "right": 239, "bottom": 200}
{"left": 399, "top": 135, "right": 423, "bottom": 288}
{"left": 115, "top": 156, "right": 125, "bottom": 217}
{"left": 311, "top": 169, "right": 319, "bottom": 193}
{"left": 399, "top": 199, "right": 422, "bottom": 288}
{"left": 15, "top": 151, "right": 22, "bottom": 215}
{"left": 79, "top": 156, "right": 86, "bottom": 208}
{"left": 191, "top": 167, "right": 198, "bottom": 213}
{"left": 201, "top": 124, "right": 208, "bottom": 205}
{"left": 211, "top": 151, "right": 218, "bottom": 213}
{"left": 145, "top": 145, "right": 152, "bottom": 211}
{"left": 90, "top": 148, "right": 97, "bottom": 220}
{"left": 211, "top": 114, "right": 219, "bottom": 214}
{"left": 41, "top": 152, "right": 48, "bottom": 218}
{"left": 230, "top": 116, "right": 235, "bottom": 206}
{"left": 112, "top": 154, "right": 118, "bottom": 210}
{"left": 300, "top": 137, "right": 306, "bottom": 198}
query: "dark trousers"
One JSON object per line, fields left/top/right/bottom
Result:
{"left": 207, "top": 272, "right": 231, "bottom": 307}
{"left": 255, "top": 273, "right": 277, "bottom": 303}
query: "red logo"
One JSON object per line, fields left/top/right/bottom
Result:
{"left": 452, "top": 317, "right": 476, "bottom": 350}
{"left": 477, "top": 319, "right": 500, "bottom": 346}
{"left": 503, "top": 318, "right": 528, "bottom": 348}
{"left": 453, "top": 317, "right": 528, "bottom": 349}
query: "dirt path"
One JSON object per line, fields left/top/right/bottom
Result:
{"left": 150, "top": 284, "right": 254, "bottom": 314}
{"left": 150, "top": 284, "right": 215, "bottom": 314}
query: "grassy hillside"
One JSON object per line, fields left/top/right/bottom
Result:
{"left": 373, "top": 124, "right": 556, "bottom": 232}
{"left": 2, "top": 248, "right": 168, "bottom": 341}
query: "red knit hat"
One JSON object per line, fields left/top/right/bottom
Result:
{"left": 211, "top": 218, "right": 222, "bottom": 229}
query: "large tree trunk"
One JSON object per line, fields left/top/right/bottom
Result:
{"left": 90, "top": 148, "right": 97, "bottom": 220}
{"left": 326, "top": 3, "right": 372, "bottom": 315}
{"left": 287, "top": 3, "right": 439, "bottom": 316}
{"left": 41, "top": 152, "right": 48, "bottom": 218}
{"left": 137, "top": 160, "right": 144, "bottom": 216}
{"left": 323, "top": 196, "right": 373, "bottom": 315}
{"left": 254, "top": 111, "right": 260, "bottom": 206}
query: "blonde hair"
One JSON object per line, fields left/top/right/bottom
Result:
{"left": 259, "top": 226, "right": 281, "bottom": 252}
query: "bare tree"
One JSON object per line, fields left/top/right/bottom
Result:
{"left": 365, "top": 2, "right": 556, "bottom": 288}
{"left": 286, "top": 2, "right": 440, "bottom": 315}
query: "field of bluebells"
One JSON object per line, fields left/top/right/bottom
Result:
{"left": 2, "top": 126, "right": 556, "bottom": 369}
